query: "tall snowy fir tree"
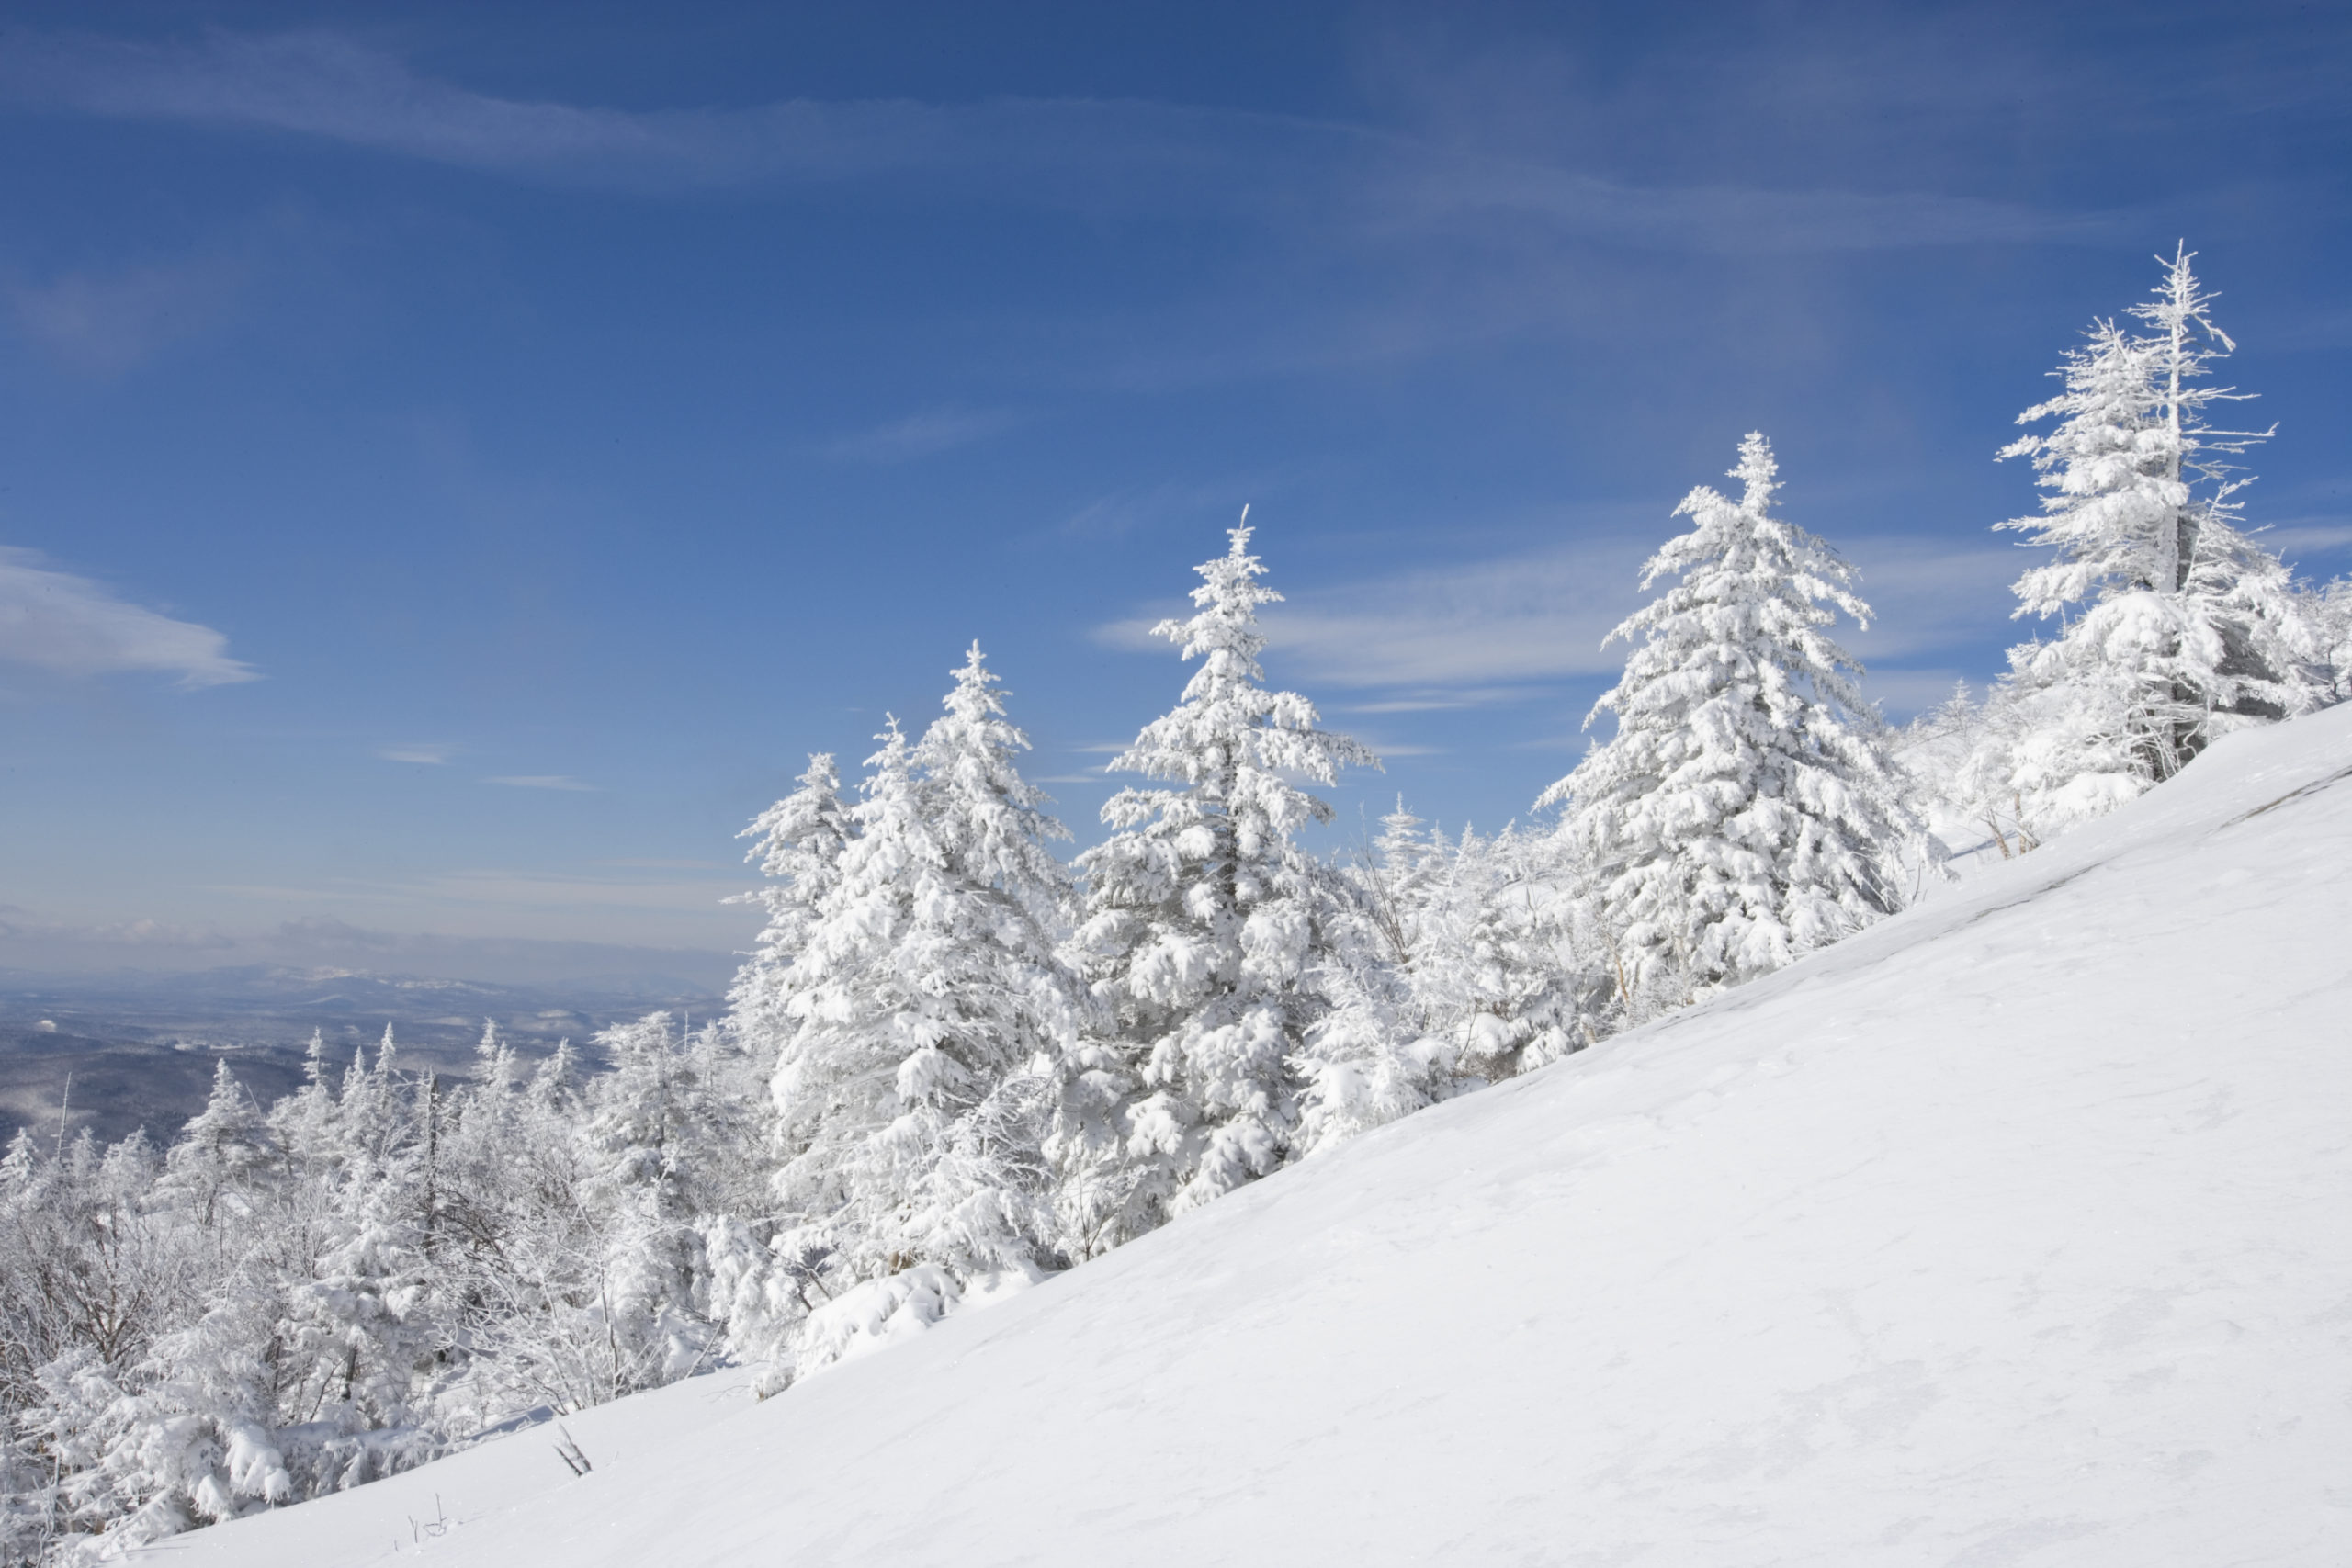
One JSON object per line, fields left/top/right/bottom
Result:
{"left": 1540, "top": 434, "right": 1919, "bottom": 1005}
{"left": 1985, "top": 245, "right": 2317, "bottom": 828}
{"left": 1060, "top": 516, "right": 1377, "bottom": 1252}
{"left": 728, "top": 753, "right": 853, "bottom": 1064}
{"left": 747, "top": 648, "right": 1080, "bottom": 1383}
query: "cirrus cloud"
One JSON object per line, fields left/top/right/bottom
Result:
{"left": 0, "top": 28, "right": 2122, "bottom": 254}
{"left": 0, "top": 547, "right": 256, "bottom": 687}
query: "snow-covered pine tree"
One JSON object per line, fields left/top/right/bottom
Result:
{"left": 1539, "top": 434, "right": 1918, "bottom": 1003}
{"left": 571, "top": 1012, "right": 726, "bottom": 1395}
{"left": 729, "top": 754, "right": 854, "bottom": 1070}
{"left": 756, "top": 648, "right": 1079, "bottom": 1380}
{"left": 155, "top": 1061, "right": 275, "bottom": 1240}
{"left": 1061, "top": 515, "right": 1377, "bottom": 1249}
{"left": 1992, "top": 245, "right": 2316, "bottom": 818}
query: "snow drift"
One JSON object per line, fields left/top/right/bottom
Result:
{"left": 148, "top": 704, "right": 2352, "bottom": 1566}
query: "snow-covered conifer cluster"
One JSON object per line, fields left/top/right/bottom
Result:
{"left": 0, "top": 1018, "right": 772, "bottom": 1562}
{"left": 0, "top": 244, "right": 2341, "bottom": 1563}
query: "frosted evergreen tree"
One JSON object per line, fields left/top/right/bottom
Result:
{"left": 1292, "top": 806, "right": 1449, "bottom": 1156}
{"left": 1994, "top": 245, "right": 2316, "bottom": 810}
{"left": 1539, "top": 434, "right": 1918, "bottom": 1002}
{"left": 156, "top": 1062, "right": 276, "bottom": 1238}
{"left": 2311, "top": 576, "right": 2352, "bottom": 705}
{"left": 1298, "top": 809, "right": 1602, "bottom": 1158}
{"left": 1061, "top": 515, "right": 1377, "bottom": 1249}
{"left": 730, "top": 753, "right": 854, "bottom": 1064}
{"left": 266, "top": 1031, "right": 346, "bottom": 1182}
{"left": 754, "top": 649, "right": 1080, "bottom": 1381}
{"left": 435, "top": 1041, "right": 615, "bottom": 1421}
{"left": 571, "top": 1012, "right": 725, "bottom": 1392}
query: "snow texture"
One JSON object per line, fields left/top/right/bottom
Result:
{"left": 147, "top": 701, "right": 2352, "bottom": 1566}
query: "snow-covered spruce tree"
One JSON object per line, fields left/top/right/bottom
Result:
{"left": 700, "top": 756, "right": 854, "bottom": 1378}
{"left": 729, "top": 754, "right": 853, "bottom": 1067}
{"left": 753, "top": 648, "right": 1079, "bottom": 1382}
{"left": 1539, "top": 434, "right": 1919, "bottom": 1004}
{"left": 1990, "top": 245, "right": 2316, "bottom": 825}
{"left": 1060, "top": 518, "right": 1377, "bottom": 1249}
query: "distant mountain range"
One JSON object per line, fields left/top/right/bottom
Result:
{"left": 0, "top": 964, "right": 729, "bottom": 1146}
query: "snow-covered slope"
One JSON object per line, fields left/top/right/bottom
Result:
{"left": 149, "top": 705, "right": 2352, "bottom": 1567}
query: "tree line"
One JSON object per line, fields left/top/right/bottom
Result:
{"left": 1, "top": 246, "right": 2345, "bottom": 1562}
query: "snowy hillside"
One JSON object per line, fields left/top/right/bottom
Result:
{"left": 151, "top": 703, "right": 2352, "bottom": 1567}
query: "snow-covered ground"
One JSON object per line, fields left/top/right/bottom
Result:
{"left": 145, "top": 704, "right": 2352, "bottom": 1567}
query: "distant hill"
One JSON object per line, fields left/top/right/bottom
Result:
{"left": 0, "top": 965, "right": 727, "bottom": 1145}
{"left": 0, "top": 1023, "right": 308, "bottom": 1147}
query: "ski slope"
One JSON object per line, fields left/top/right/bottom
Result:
{"left": 145, "top": 705, "right": 2352, "bottom": 1567}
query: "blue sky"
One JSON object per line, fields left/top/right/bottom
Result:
{"left": 0, "top": 1, "right": 2346, "bottom": 980}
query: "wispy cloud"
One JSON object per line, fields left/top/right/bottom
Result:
{"left": 484, "top": 774, "right": 597, "bottom": 792}
{"left": 816, "top": 408, "right": 1021, "bottom": 463}
{"left": 204, "top": 864, "right": 746, "bottom": 919}
{"left": 1058, "top": 477, "right": 1298, "bottom": 541}
{"left": 7, "top": 253, "right": 246, "bottom": 375}
{"left": 1835, "top": 538, "right": 2028, "bottom": 656}
{"left": 1091, "top": 525, "right": 2022, "bottom": 694}
{"left": 414, "top": 869, "right": 737, "bottom": 911}
{"left": 1854, "top": 668, "right": 1974, "bottom": 716}
{"left": 378, "top": 742, "right": 456, "bottom": 764}
{"left": 0, "top": 547, "right": 257, "bottom": 687}
{"left": 0, "top": 29, "right": 2119, "bottom": 254}
{"left": 1091, "top": 522, "right": 1655, "bottom": 690}
{"left": 1339, "top": 689, "right": 1534, "bottom": 714}
{"left": 2260, "top": 519, "right": 2352, "bottom": 558}
{"left": 0, "top": 908, "right": 741, "bottom": 987}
